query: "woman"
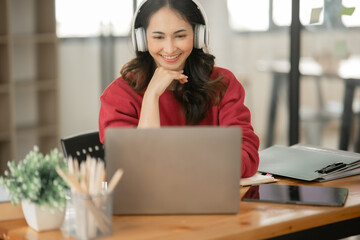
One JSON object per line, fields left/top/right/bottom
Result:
{"left": 99, "top": 0, "right": 259, "bottom": 177}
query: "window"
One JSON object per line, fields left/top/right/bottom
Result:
{"left": 273, "top": 0, "right": 324, "bottom": 27}
{"left": 228, "top": 0, "right": 360, "bottom": 31}
{"left": 272, "top": 0, "right": 292, "bottom": 26}
{"left": 227, "top": 0, "right": 360, "bottom": 32}
{"left": 342, "top": 0, "right": 360, "bottom": 27}
{"left": 55, "top": 0, "right": 135, "bottom": 37}
{"left": 299, "top": 0, "right": 324, "bottom": 26}
{"left": 227, "top": 0, "right": 270, "bottom": 32}
{"left": 227, "top": 0, "right": 325, "bottom": 32}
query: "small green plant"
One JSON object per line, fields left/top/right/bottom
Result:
{"left": 0, "top": 146, "right": 68, "bottom": 211}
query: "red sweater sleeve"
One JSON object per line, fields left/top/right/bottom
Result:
{"left": 99, "top": 78, "right": 142, "bottom": 143}
{"left": 217, "top": 69, "right": 260, "bottom": 177}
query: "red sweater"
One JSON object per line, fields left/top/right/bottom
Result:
{"left": 99, "top": 67, "right": 259, "bottom": 177}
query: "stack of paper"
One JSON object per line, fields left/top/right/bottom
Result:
{"left": 240, "top": 172, "right": 278, "bottom": 186}
{"left": 258, "top": 144, "right": 360, "bottom": 182}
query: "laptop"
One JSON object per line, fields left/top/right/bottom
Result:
{"left": 105, "top": 127, "right": 241, "bottom": 215}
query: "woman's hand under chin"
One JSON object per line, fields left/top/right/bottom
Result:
{"left": 146, "top": 67, "right": 188, "bottom": 98}
{"left": 138, "top": 67, "right": 188, "bottom": 128}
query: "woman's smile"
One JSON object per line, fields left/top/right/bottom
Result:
{"left": 160, "top": 53, "right": 182, "bottom": 63}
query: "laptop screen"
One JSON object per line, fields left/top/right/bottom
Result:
{"left": 105, "top": 127, "right": 241, "bottom": 215}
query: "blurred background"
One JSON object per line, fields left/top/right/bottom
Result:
{"left": 1, "top": 0, "right": 360, "bottom": 171}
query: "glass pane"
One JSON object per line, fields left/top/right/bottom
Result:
{"left": 342, "top": 0, "right": 360, "bottom": 27}
{"left": 273, "top": 0, "right": 324, "bottom": 27}
{"left": 300, "top": 0, "right": 324, "bottom": 25}
{"left": 100, "top": 0, "right": 134, "bottom": 36}
{"left": 55, "top": 0, "right": 134, "bottom": 37}
{"left": 56, "top": 0, "right": 101, "bottom": 37}
{"left": 273, "top": 0, "right": 291, "bottom": 26}
{"left": 227, "top": 0, "right": 269, "bottom": 31}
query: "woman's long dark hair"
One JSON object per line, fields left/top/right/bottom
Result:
{"left": 121, "top": 0, "right": 227, "bottom": 124}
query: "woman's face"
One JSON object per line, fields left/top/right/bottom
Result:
{"left": 146, "top": 7, "right": 194, "bottom": 71}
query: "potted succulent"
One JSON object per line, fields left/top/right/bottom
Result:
{"left": 0, "top": 146, "right": 68, "bottom": 231}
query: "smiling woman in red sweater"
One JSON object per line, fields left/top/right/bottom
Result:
{"left": 99, "top": 0, "right": 259, "bottom": 177}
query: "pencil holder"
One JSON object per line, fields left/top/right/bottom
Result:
{"left": 67, "top": 192, "right": 113, "bottom": 240}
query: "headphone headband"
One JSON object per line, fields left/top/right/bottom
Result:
{"left": 131, "top": 0, "right": 209, "bottom": 52}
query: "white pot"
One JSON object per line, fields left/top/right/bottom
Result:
{"left": 22, "top": 200, "right": 65, "bottom": 232}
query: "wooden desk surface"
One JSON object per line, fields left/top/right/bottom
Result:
{"left": 1, "top": 175, "right": 360, "bottom": 240}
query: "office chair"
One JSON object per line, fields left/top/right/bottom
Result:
{"left": 60, "top": 131, "right": 105, "bottom": 163}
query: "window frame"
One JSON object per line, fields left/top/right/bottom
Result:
{"left": 228, "top": 0, "right": 360, "bottom": 35}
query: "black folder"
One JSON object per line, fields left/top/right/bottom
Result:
{"left": 258, "top": 144, "right": 360, "bottom": 182}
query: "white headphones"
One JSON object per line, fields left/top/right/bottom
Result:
{"left": 131, "top": 0, "right": 209, "bottom": 52}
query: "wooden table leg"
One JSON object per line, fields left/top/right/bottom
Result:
{"left": 266, "top": 72, "right": 287, "bottom": 147}
{"left": 339, "top": 79, "right": 356, "bottom": 151}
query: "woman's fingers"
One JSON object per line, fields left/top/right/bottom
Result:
{"left": 166, "top": 69, "right": 188, "bottom": 85}
{"left": 147, "top": 67, "right": 188, "bottom": 96}
{"left": 176, "top": 75, "right": 188, "bottom": 84}
{"left": 173, "top": 72, "right": 188, "bottom": 83}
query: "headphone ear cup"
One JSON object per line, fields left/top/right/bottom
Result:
{"left": 135, "top": 27, "right": 148, "bottom": 52}
{"left": 194, "top": 24, "right": 207, "bottom": 49}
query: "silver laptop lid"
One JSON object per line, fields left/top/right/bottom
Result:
{"left": 105, "top": 127, "right": 241, "bottom": 215}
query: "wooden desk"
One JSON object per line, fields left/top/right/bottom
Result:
{"left": 1, "top": 175, "right": 360, "bottom": 240}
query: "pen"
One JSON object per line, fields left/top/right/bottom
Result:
{"left": 317, "top": 162, "right": 347, "bottom": 174}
